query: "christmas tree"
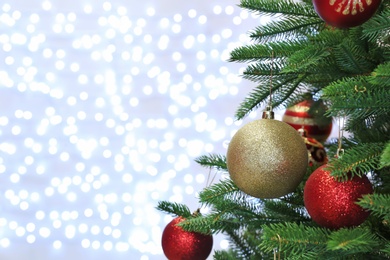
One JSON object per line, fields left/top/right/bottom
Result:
{"left": 158, "top": 0, "right": 390, "bottom": 259}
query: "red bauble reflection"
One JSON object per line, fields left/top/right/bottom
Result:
{"left": 301, "top": 131, "right": 328, "bottom": 167}
{"left": 312, "top": 0, "right": 381, "bottom": 28}
{"left": 162, "top": 216, "right": 213, "bottom": 260}
{"left": 283, "top": 100, "right": 332, "bottom": 143}
{"left": 304, "top": 165, "right": 373, "bottom": 230}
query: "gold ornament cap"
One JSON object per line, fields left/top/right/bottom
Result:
{"left": 262, "top": 105, "right": 274, "bottom": 119}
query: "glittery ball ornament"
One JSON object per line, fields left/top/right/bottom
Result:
{"left": 313, "top": 0, "right": 381, "bottom": 28}
{"left": 226, "top": 115, "right": 308, "bottom": 199}
{"left": 304, "top": 165, "right": 373, "bottom": 230}
{"left": 161, "top": 216, "right": 213, "bottom": 260}
{"left": 282, "top": 99, "right": 332, "bottom": 142}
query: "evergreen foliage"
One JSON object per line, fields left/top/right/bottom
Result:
{"left": 158, "top": 0, "right": 390, "bottom": 258}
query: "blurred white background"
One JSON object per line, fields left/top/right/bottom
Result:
{"left": 0, "top": 0, "right": 269, "bottom": 259}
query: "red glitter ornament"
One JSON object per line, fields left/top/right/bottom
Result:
{"left": 304, "top": 164, "right": 373, "bottom": 230}
{"left": 312, "top": 0, "right": 381, "bottom": 28}
{"left": 161, "top": 216, "right": 213, "bottom": 260}
{"left": 283, "top": 100, "right": 332, "bottom": 142}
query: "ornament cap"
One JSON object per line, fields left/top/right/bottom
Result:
{"left": 262, "top": 105, "right": 274, "bottom": 119}
{"left": 298, "top": 127, "right": 308, "bottom": 137}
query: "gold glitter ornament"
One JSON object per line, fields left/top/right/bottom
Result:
{"left": 226, "top": 110, "right": 308, "bottom": 199}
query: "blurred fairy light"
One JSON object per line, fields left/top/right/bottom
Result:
{"left": 0, "top": 1, "right": 255, "bottom": 259}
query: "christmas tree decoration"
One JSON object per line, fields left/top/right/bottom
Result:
{"left": 282, "top": 99, "right": 332, "bottom": 142}
{"left": 226, "top": 108, "right": 308, "bottom": 199}
{"left": 298, "top": 128, "right": 328, "bottom": 167}
{"left": 312, "top": 0, "right": 381, "bottom": 28}
{"left": 304, "top": 164, "right": 373, "bottom": 230}
{"left": 157, "top": 0, "right": 390, "bottom": 257}
{"left": 161, "top": 216, "right": 213, "bottom": 260}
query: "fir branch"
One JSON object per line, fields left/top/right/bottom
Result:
{"left": 249, "top": 16, "right": 322, "bottom": 44}
{"left": 229, "top": 44, "right": 273, "bottom": 63}
{"left": 209, "top": 194, "right": 263, "bottom": 221}
{"left": 263, "top": 200, "right": 310, "bottom": 223}
{"left": 225, "top": 229, "right": 256, "bottom": 259}
{"left": 333, "top": 37, "right": 376, "bottom": 74}
{"left": 283, "top": 44, "right": 331, "bottom": 74}
{"left": 155, "top": 201, "right": 192, "bottom": 218}
{"left": 177, "top": 214, "right": 213, "bottom": 234}
{"left": 240, "top": 228, "right": 271, "bottom": 259}
{"left": 206, "top": 212, "right": 243, "bottom": 233}
{"left": 193, "top": 208, "right": 270, "bottom": 236}
{"left": 229, "top": 42, "right": 294, "bottom": 63}
{"left": 213, "top": 249, "right": 242, "bottom": 260}
{"left": 234, "top": 83, "right": 271, "bottom": 119}
{"left": 380, "top": 142, "right": 390, "bottom": 168}
{"left": 357, "top": 193, "right": 390, "bottom": 221}
{"left": 240, "top": 62, "right": 283, "bottom": 83}
{"left": 336, "top": 89, "right": 390, "bottom": 119}
{"left": 345, "top": 113, "right": 390, "bottom": 143}
{"left": 308, "top": 28, "right": 348, "bottom": 47}
{"left": 194, "top": 153, "right": 227, "bottom": 170}
{"left": 259, "top": 222, "right": 329, "bottom": 258}
{"left": 322, "top": 77, "right": 390, "bottom": 119}
{"left": 271, "top": 74, "right": 308, "bottom": 108}
{"left": 200, "top": 184, "right": 288, "bottom": 232}
{"left": 326, "top": 142, "right": 385, "bottom": 179}
{"left": 362, "top": 8, "right": 390, "bottom": 43}
{"left": 382, "top": 244, "right": 390, "bottom": 257}
{"left": 198, "top": 179, "right": 241, "bottom": 206}
{"left": 240, "top": 59, "right": 296, "bottom": 83}
{"left": 234, "top": 74, "right": 302, "bottom": 119}
{"left": 369, "top": 61, "right": 390, "bottom": 86}
{"left": 239, "top": 0, "right": 319, "bottom": 18}
{"left": 327, "top": 227, "right": 382, "bottom": 254}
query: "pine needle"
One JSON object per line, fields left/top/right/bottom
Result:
{"left": 380, "top": 142, "right": 390, "bottom": 168}
{"left": 357, "top": 193, "right": 390, "bottom": 221}
{"left": 259, "top": 222, "right": 329, "bottom": 258}
{"left": 325, "top": 142, "right": 385, "bottom": 179}
{"left": 327, "top": 227, "right": 381, "bottom": 253}
{"left": 194, "top": 153, "right": 227, "bottom": 170}
{"left": 156, "top": 201, "right": 192, "bottom": 218}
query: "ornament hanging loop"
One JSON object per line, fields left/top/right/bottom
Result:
{"left": 336, "top": 115, "right": 345, "bottom": 158}
{"left": 263, "top": 51, "right": 275, "bottom": 120}
{"left": 268, "top": 51, "right": 274, "bottom": 109}
{"left": 336, "top": 148, "right": 344, "bottom": 158}
{"left": 273, "top": 234, "right": 281, "bottom": 260}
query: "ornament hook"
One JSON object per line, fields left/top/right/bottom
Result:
{"left": 273, "top": 234, "right": 281, "bottom": 260}
{"left": 336, "top": 116, "right": 345, "bottom": 158}
{"left": 354, "top": 85, "right": 366, "bottom": 93}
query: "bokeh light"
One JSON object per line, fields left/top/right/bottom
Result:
{"left": 0, "top": 0, "right": 259, "bottom": 259}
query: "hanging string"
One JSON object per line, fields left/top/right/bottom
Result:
{"left": 269, "top": 51, "right": 274, "bottom": 109}
{"left": 336, "top": 116, "right": 345, "bottom": 158}
{"left": 263, "top": 51, "right": 275, "bottom": 119}
{"left": 196, "top": 167, "right": 217, "bottom": 208}
{"left": 205, "top": 167, "right": 218, "bottom": 189}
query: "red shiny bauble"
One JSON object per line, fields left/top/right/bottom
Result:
{"left": 162, "top": 216, "right": 213, "bottom": 260}
{"left": 304, "top": 165, "right": 373, "bottom": 230}
{"left": 283, "top": 100, "right": 332, "bottom": 142}
{"left": 312, "top": 0, "right": 381, "bottom": 28}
